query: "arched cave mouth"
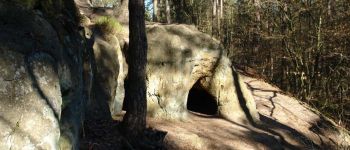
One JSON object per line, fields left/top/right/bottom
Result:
{"left": 187, "top": 82, "right": 218, "bottom": 115}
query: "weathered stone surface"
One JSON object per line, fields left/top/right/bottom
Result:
{"left": 0, "top": 1, "right": 89, "bottom": 149}
{"left": 0, "top": 50, "right": 61, "bottom": 150}
{"left": 144, "top": 24, "right": 259, "bottom": 123}
{"left": 91, "top": 23, "right": 259, "bottom": 124}
{"left": 90, "top": 34, "right": 127, "bottom": 118}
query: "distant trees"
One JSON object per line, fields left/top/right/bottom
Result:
{"left": 151, "top": 0, "right": 171, "bottom": 23}
{"left": 151, "top": 0, "right": 350, "bottom": 128}
{"left": 228, "top": 1, "right": 350, "bottom": 129}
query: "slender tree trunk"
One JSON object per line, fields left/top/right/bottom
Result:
{"left": 216, "top": 0, "right": 220, "bottom": 38}
{"left": 153, "top": 0, "right": 158, "bottom": 22}
{"left": 165, "top": 0, "right": 171, "bottom": 23}
{"left": 281, "top": 2, "right": 289, "bottom": 90}
{"left": 327, "top": 0, "right": 334, "bottom": 19}
{"left": 173, "top": 0, "right": 184, "bottom": 23}
{"left": 213, "top": 0, "right": 216, "bottom": 16}
{"left": 220, "top": 0, "right": 223, "bottom": 19}
{"left": 253, "top": 0, "right": 261, "bottom": 53}
{"left": 253, "top": 0, "right": 261, "bottom": 25}
{"left": 312, "top": 15, "right": 323, "bottom": 93}
{"left": 122, "top": 0, "right": 148, "bottom": 140}
{"left": 212, "top": 0, "right": 217, "bottom": 36}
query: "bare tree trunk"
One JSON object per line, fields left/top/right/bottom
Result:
{"left": 312, "top": 15, "right": 323, "bottom": 94}
{"left": 165, "top": 0, "right": 171, "bottom": 23}
{"left": 327, "top": 0, "right": 334, "bottom": 19}
{"left": 212, "top": 0, "right": 217, "bottom": 36}
{"left": 217, "top": 0, "right": 220, "bottom": 38}
{"left": 153, "top": 0, "right": 158, "bottom": 22}
{"left": 253, "top": 0, "right": 261, "bottom": 32}
{"left": 281, "top": 2, "right": 287, "bottom": 84}
{"left": 253, "top": 0, "right": 261, "bottom": 25}
{"left": 253, "top": 0, "right": 261, "bottom": 53}
{"left": 213, "top": 0, "right": 216, "bottom": 16}
{"left": 220, "top": 0, "right": 223, "bottom": 19}
{"left": 122, "top": 0, "right": 148, "bottom": 140}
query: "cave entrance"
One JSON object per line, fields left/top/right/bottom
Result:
{"left": 187, "top": 82, "right": 218, "bottom": 115}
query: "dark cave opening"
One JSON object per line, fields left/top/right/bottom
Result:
{"left": 187, "top": 83, "right": 218, "bottom": 115}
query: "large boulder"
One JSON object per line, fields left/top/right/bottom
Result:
{"left": 0, "top": 1, "right": 90, "bottom": 149}
{"left": 94, "top": 23, "right": 260, "bottom": 124}
{"left": 88, "top": 32, "right": 128, "bottom": 119}
{"left": 145, "top": 24, "right": 259, "bottom": 124}
{"left": 0, "top": 50, "right": 61, "bottom": 149}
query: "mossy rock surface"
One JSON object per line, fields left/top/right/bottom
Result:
{"left": 95, "top": 16, "right": 123, "bottom": 35}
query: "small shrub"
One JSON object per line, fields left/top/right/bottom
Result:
{"left": 95, "top": 16, "right": 122, "bottom": 35}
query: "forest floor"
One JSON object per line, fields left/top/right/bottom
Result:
{"left": 80, "top": 75, "right": 349, "bottom": 150}
{"left": 146, "top": 75, "right": 349, "bottom": 150}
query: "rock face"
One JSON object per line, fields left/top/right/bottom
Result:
{"left": 76, "top": 0, "right": 259, "bottom": 124}
{"left": 0, "top": 51, "right": 61, "bottom": 149}
{"left": 88, "top": 22, "right": 260, "bottom": 124}
{"left": 144, "top": 24, "right": 259, "bottom": 124}
{"left": 0, "top": 1, "right": 90, "bottom": 149}
{"left": 93, "top": 22, "right": 260, "bottom": 124}
{"left": 85, "top": 20, "right": 260, "bottom": 124}
{"left": 88, "top": 33, "right": 127, "bottom": 119}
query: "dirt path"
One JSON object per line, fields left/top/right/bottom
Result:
{"left": 148, "top": 76, "right": 349, "bottom": 150}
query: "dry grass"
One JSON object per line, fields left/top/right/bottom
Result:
{"left": 95, "top": 16, "right": 122, "bottom": 35}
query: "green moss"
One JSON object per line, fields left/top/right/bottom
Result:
{"left": 95, "top": 16, "right": 122, "bottom": 35}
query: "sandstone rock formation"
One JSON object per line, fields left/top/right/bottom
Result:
{"left": 145, "top": 24, "right": 259, "bottom": 124}
{"left": 88, "top": 31, "right": 128, "bottom": 119}
{"left": 0, "top": 50, "right": 61, "bottom": 149}
{"left": 76, "top": 0, "right": 260, "bottom": 125}
{"left": 89, "top": 21, "right": 261, "bottom": 125}
{"left": 0, "top": 1, "right": 90, "bottom": 149}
